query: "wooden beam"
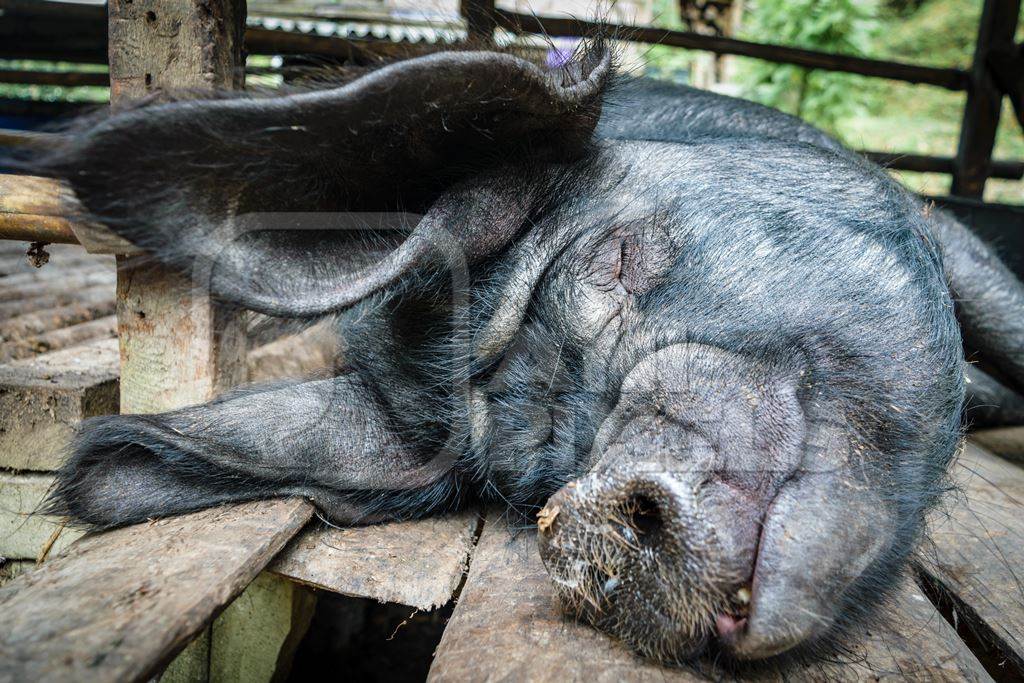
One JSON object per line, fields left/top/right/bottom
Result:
{"left": 0, "top": 175, "right": 79, "bottom": 244}
{"left": 494, "top": 9, "right": 970, "bottom": 91}
{"left": 920, "top": 442, "right": 1024, "bottom": 674}
{"left": 429, "top": 513, "right": 990, "bottom": 681}
{"left": 951, "top": 0, "right": 1022, "bottom": 197}
{"left": 862, "top": 150, "right": 1024, "bottom": 179}
{"left": 0, "top": 498, "right": 313, "bottom": 683}
{"left": 0, "top": 70, "right": 109, "bottom": 87}
{"left": 270, "top": 512, "right": 481, "bottom": 610}
{"left": 988, "top": 42, "right": 1024, "bottom": 132}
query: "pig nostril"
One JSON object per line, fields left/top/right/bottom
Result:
{"left": 620, "top": 493, "right": 663, "bottom": 545}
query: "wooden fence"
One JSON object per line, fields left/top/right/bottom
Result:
{"left": 0, "top": 0, "right": 1021, "bottom": 198}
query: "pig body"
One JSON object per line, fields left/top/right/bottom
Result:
{"left": 29, "top": 48, "right": 1023, "bottom": 665}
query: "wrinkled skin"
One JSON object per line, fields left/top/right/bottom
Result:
{"left": 25, "top": 46, "right": 1024, "bottom": 667}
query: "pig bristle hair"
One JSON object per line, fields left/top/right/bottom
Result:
{"left": 24, "top": 23, "right": 1019, "bottom": 673}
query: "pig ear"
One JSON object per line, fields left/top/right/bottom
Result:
{"left": 31, "top": 46, "right": 611, "bottom": 317}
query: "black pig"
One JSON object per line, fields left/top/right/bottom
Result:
{"left": 26, "top": 44, "right": 1024, "bottom": 665}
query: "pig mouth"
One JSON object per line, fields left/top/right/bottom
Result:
{"left": 538, "top": 461, "right": 894, "bottom": 667}
{"left": 536, "top": 470, "right": 748, "bottom": 665}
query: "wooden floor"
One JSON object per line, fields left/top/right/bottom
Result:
{"left": 1, "top": 241, "right": 1023, "bottom": 681}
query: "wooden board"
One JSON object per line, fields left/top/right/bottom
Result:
{"left": 0, "top": 472, "right": 83, "bottom": 560}
{"left": 247, "top": 321, "right": 340, "bottom": 383}
{"left": 0, "top": 338, "right": 119, "bottom": 471}
{"left": 970, "top": 426, "right": 1024, "bottom": 462}
{"left": 0, "top": 498, "right": 314, "bottom": 683}
{"left": 0, "top": 315, "right": 117, "bottom": 362}
{"left": 0, "top": 322, "right": 338, "bottom": 472}
{"left": 430, "top": 514, "right": 989, "bottom": 682}
{"left": 920, "top": 442, "right": 1024, "bottom": 672}
{"left": 270, "top": 512, "right": 481, "bottom": 610}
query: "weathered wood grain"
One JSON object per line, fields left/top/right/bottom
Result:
{"left": 270, "top": 512, "right": 481, "bottom": 610}
{"left": 0, "top": 315, "right": 117, "bottom": 361}
{"left": 0, "top": 338, "right": 119, "bottom": 471}
{"left": 1, "top": 297, "right": 116, "bottom": 339}
{"left": 115, "top": 256, "right": 249, "bottom": 414}
{"left": 0, "top": 270, "right": 115, "bottom": 303}
{"left": 0, "top": 284, "right": 113, "bottom": 321}
{"left": 0, "top": 260, "right": 111, "bottom": 289}
{"left": 0, "top": 175, "right": 81, "bottom": 245}
{"left": 970, "top": 426, "right": 1024, "bottom": 462}
{"left": 0, "top": 498, "right": 314, "bottom": 683}
{"left": 247, "top": 321, "right": 340, "bottom": 383}
{"left": 0, "top": 174, "right": 71, "bottom": 218}
{"left": 430, "top": 514, "right": 989, "bottom": 682}
{"left": 0, "top": 472, "right": 83, "bottom": 560}
{"left": 0, "top": 323, "right": 339, "bottom": 472}
{"left": 920, "top": 442, "right": 1024, "bottom": 672}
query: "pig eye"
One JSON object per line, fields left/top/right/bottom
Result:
{"left": 587, "top": 229, "right": 670, "bottom": 296}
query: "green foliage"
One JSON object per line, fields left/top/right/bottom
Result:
{"left": 643, "top": 0, "right": 696, "bottom": 83}
{"left": 0, "top": 60, "right": 108, "bottom": 104}
{"left": 876, "top": 0, "right": 980, "bottom": 68}
{"left": 737, "top": 0, "right": 882, "bottom": 135}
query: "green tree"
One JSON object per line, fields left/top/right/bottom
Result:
{"left": 738, "top": 0, "right": 881, "bottom": 134}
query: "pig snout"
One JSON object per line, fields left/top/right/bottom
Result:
{"left": 537, "top": 462, "right": 894, "bottom": 663}
{"left": 537, "top": 468, "right": 750, "bottom": 664}
{"left": 536, "top": 344, "right": 898, "bottom": 664}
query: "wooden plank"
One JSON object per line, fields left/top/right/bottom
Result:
{"left": 0, "top": 269, "right": 115, "bottom": 302}
{"left": 0, "top": 284, "right": 113, "bottom": 321}
{"left": 861, "top": 150, "right": 1024, "bottom": 180}
{"left": 1, "top": 297, "right": 116, "bottom": 339}
{"left": 430, "top": 514, "right": 989, "bottom": 682}
{"left": 0, "top": 338, "right": 119, "bottom": 472}
{"left": 970, "top": 426, "right": 1024, "bottom": 462}
{"left": 0, "top": 321, "right": 338, "bottom": 472}
{"left": 0, "top": 175, "right": 72, "bottom": 219}
{"left": 246, "top": 321, "right": 340, "bottom": 383}
{"left": 0, "top": 498, "right": 314, "bottom": 683}
{"left": 0, "top": 173, "right": 137, "bottom": 254}
{"left": 951, "top": 0, "right": 1022, "bottom": 197}
{"left": 0, "top": 472, "right": 83, "bottom": 560}
{"left": 0, "top": 175, "right": 80, "bottom": 245}
{"left": 270, "top": 512, "right": 481, "bottom": 610}
{"left": 494, "top": 10, "right": 969, "bottom": 90}
{"left": 919, "top": 442, "right": 1024, "bottom": 672}
{"left": 0, "top": 315, "right": 117, "bottom": 361}
{"left": 209, "top": 572, "right": 316, "bottom": 682}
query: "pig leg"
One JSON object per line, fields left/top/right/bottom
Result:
{"left": 46, "top": 373, "right": 457, "bottom": 529}
{"left": 930, "top": 210, "right": 1024, "bottom": 393}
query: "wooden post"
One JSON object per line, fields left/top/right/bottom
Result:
{"left": 951, "top": 0, "right": 1022, "bottom": 198}
{"left": 107, "top": 2, "right": 247, "bottom": 681}
{"left": 460, "top": 0, "right": 496, "bottom": 43}
{"left": 108, "top": 0, "right": 248, "bottom": 412}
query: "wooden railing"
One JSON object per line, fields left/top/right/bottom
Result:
{"left": 0, "top": 0, "right": 1021, "bottom": 199}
